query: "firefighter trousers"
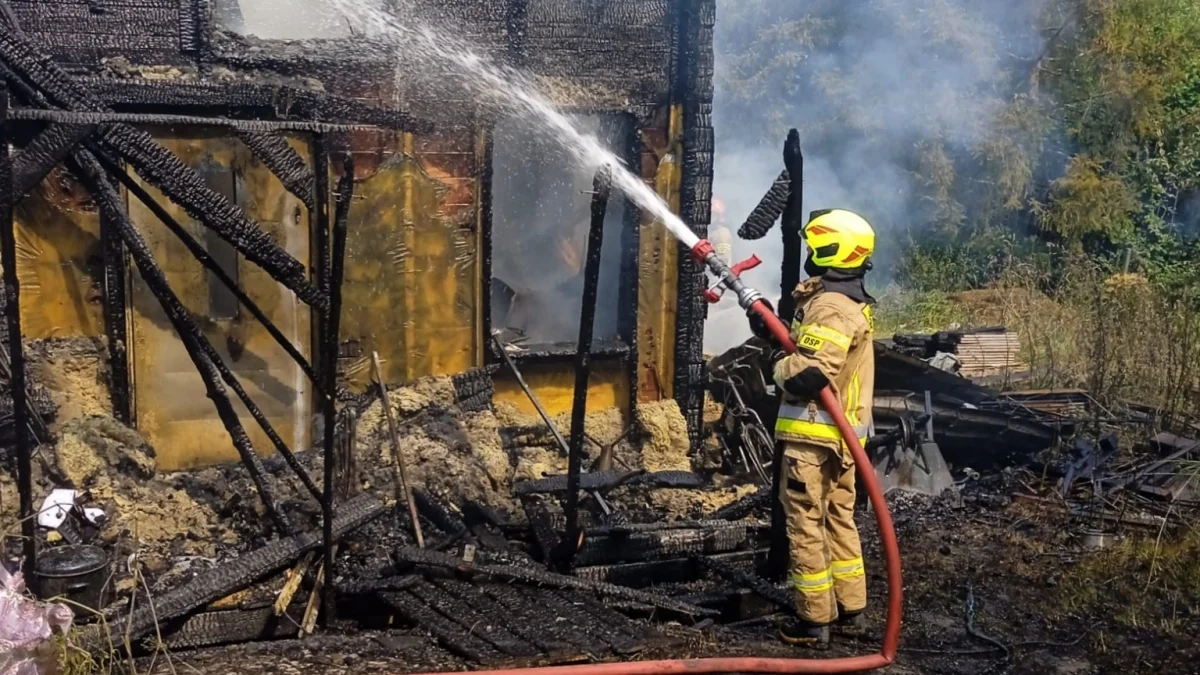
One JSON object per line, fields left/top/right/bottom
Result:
{"left": 780, "top": 441, "right": 867, "bottom": 624}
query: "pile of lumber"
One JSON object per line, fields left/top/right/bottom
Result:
{"left": 952, "top": 330, "right": 1025, "bottom": 381}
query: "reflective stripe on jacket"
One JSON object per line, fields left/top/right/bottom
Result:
{"left": 773, "top": 278, "right": 875, "bottom": 459}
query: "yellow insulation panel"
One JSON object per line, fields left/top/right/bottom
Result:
{"left": 339, "top": 130, "right": 481, "bottom": 389}
{"left": 492, "top": 360, "right": 630, "bottom": 418}
{"left": 127, "top": 131, "right": 313, "bottom": 470}
{"left": 10, "top": 167, "right": 105, "bottom": 339}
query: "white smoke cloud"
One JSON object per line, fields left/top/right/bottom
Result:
{"left": 705, "top": 0, "right": 1051, "bottom": 354}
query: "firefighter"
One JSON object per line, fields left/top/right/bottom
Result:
{"left": 749, "top": 208, "right": 876, "bottom": 648}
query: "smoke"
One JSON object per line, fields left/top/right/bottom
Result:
{"left": 705, "top": 0, "right": 1053, "bottom": 353}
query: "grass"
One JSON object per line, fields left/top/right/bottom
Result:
{"left": 1058, "top": 527, "right": 1200, "bottom": 633}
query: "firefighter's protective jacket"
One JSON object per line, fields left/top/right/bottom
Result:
{"left": 773, "top": 278, "right": 875, "bottom": 462}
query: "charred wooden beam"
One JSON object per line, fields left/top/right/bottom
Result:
{"left": 380, "top": 590, "right": 505, "bottom": 663}
{"left": 451, "top": 366, "right": 498, "bottom": 413}
{"left": 0, "top": 27, "right": 326, "bottom": 309}
{"left": 778, "top": 130, "right": 804, "bottom": 322}
{"left": 392, "top": 546, "right": 717, "bottom": 617}
{"left": 155, "top": 605, "right": 302, "bottom": 651}
{"left": 512, "top": 469, "right": 704, "bottom": 495}
{"left": 561, "top": 590, "right": 650, "bottom": 655}
{"left": 696, "top": 555, "right": 794, "bottom": 612}
{"left": 237, "top": 132, "right": 315, "bottom": 212}
{"left": 575, "top": 522, "right": 761, "bottom": 567}
{"left": 432, "top": 578, "right": 570, "bottom": 657}
{"left": 541, "top": 590, "right": 646, "bottom": 656}
{"left": 736, "top": 170, "right": 789, "bottom": 241}
{"left": 413, "top": 489, "right": 467, "bottom": 536}
{"left": 575, "top": 550, "right": 764, "bottom": 588}
{"left": 77, "top": 78, "right": 432, "bottom": 132}
{"left": 72, "top": 150, "right": 292, "bottom": 535}
{"left": 408, "top": 580, "right": 540, "bottom": 658}
{"left": 481, "top": 584, "right": 586, "bottom": 658}
{"left": 520, "top": 495, "right": 560, "bottom": 563}
{"left": 98, "top": 191, "right": 131, "bottom": 425}
{"left": 94, "top": 494, "right": 384, "bottom": 649}
{"left": 318, "top": 151, "right": 352, "bottom": 624}
{"left": 0, "top": 80, "right": 36, "bottom": 577}
{"left": 559, "top": 167, "right": 613, "bottom": 571}
{"left": 11, "top": 123, "right": 93, "bottom": 199}
{"left": 709, "top": 485, "right": 770, "bottom": 521}
{"left": 7, "top": 108, "right": 384, "bottom": 134}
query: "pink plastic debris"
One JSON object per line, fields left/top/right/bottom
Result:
{"left": 0, "top": 563, "right": 74, "bottom": 675}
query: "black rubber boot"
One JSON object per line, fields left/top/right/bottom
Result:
{"left": 779, "top": 619, "right": 831, "bottom": 649}
{"left": 834, "top": 607, "right": 868, "bottom": 637}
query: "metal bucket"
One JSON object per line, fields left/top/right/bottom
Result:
{"left": 1080, "top": 530, "right": 1117, "bottom": 550}
{"left": 34, "top": 544, "right": 110, "bottom": 614}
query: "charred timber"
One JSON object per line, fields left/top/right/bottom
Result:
{"left": 778, "top": 130, "right": 804, "bottom": 322}
{"left": 0, "top": 80, "right": 36, "bottom": 577}
{"left": 380, "top": 590, "right": 505, "bottom": 664}
{"left": 433, "top": 578, "right": 581, "bottom": 658}
{"left": 709, "top": 485, "right": 770, "bottom": 521}
{"left": 95, "top": 494, "right": 384, "bottom": 649}
{"left": 78, "top": 78, "right": 432, "bottom": 132}
{"left": 533, "top": 590, "right": 617, "bottom": 656}
{"left": 696, "top": 555, "right": 794, "bottom": 612}
{"left": 11, "top": 123, "right": 93, "bottom": 199}
{"left": 8, "top": 108, "right": 384, "bottom": 134}
{"left": 736, "top": 170, "right": 789, "bottom": 241}
{"left": 408, "top": 580, "right": 540, "bottom": 658}
{"left": 72, "top": 150, "right": 292, "bottom": 536}
{"left": 98, "top": 192, "right": 131, "bottom": 425}
{"left": 560, "top": 166, "right": 612, "bottom": 570}
{"left": 481, "top": 584, "right": 585, "bottom": 658}
{"left": 672, "top": 0, "right": 717, "bottom": 449}
{"left": 452, "top": 366, "right": 498, "bottom": 413}
{"left": 237, "top": 132, "right": 316, "bottom": 211}
{"left": 574, "top": 522, "right": 761, "bottom": 567}
{"left": 512, "top": 469, "right": 705, "bottom": 495}
{"left": 575, "top": 549, "right": 764, "bottom": 588}
{"left": 392, "top": 546, "right": 717, "bottom": 617}
{"left": 412, "top": 488, "right": 467, "bottom": 536}
{"left": 155, "top": 605, "right": 302, "bottom": 651}
{"left": 520, "top": 495, "right": 561, "bottom": 563}
{"left": 0, "top": 27, "right": 325, "bottom": 309}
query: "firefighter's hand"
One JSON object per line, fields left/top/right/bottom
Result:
{"left": 747, "top": 299, "right": 779, "bottom": 344}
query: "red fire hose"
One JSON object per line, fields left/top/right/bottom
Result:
{"left": 407, "top": 243, "right": 903, "bottom": 675}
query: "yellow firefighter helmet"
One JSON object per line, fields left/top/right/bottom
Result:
{"left": 804, "top": 209, "right": 876, "bottom": 269}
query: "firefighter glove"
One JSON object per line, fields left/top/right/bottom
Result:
{"left": 748, "top": 299, "right": 780, "bottom": 345}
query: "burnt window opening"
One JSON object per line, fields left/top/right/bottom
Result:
{"left": 212, "top": 0, "right": 353, "bottom": 39}
{"left": 194, "top": 159, "right": 241, "bottom": 321}
{"left": 490, "top": 114, "right": 637, "bottom": 353}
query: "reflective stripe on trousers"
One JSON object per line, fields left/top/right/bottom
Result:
{"left": 832, "top": 557, "right": 865, "bottom": 580}
{"left": 792, "top": 568, "right": 834, "bottom": 594}
{"left": 776, "top": 402, "right": 869, "bottom": 443}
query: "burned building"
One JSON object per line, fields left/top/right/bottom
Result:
{"left": 0, "top": 0, "right": 717, "bottom": 476}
